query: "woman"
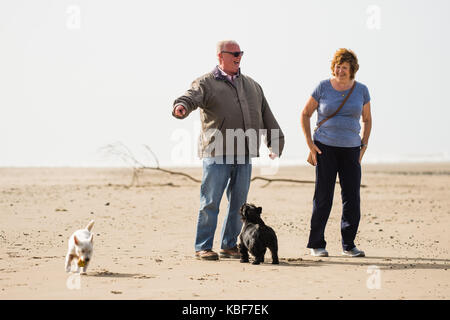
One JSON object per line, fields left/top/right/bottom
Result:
{"left": 301, "top": 48, "right": 372, "bottom": 257}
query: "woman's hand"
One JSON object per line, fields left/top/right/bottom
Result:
{"left": 359, "top": 145, "right": 368, "bottom": 163}
{"left": 309, "top": 142, "right": 322, "bottom": 166}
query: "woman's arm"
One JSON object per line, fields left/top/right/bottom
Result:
{"left": 359, "top": 101, "right": 372, "bottom": 163}
{"left": 301, "top": 96, "right": 322, "bottom": 165}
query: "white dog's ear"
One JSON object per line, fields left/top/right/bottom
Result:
{"left": 74, "top": 235, "right": 79, "bottom": 245}
{"left": 89, "top": 234, "right": 94, "bottom": 243}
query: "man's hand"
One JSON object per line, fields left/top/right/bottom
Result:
{"left": 269, "top": 152, "right": 278, "bottom": 160}
{"left": 173, "top": 105, "right": 187, "bottom": 118}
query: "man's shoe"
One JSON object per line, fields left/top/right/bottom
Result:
{"left": 219, "top": 247, "right": 241, "bottom": 259}
{"left": 342, "top": 247, "right": 365, "bottom": 257}
{"left": 195, "top": 250, "right": 219, "bottom": 261}
{"left": 310, "top": 248, "right": 329, "bottom": 257}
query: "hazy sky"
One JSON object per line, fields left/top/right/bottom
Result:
{"left": 1, "top": 0, "right": 449, "bottom": 167}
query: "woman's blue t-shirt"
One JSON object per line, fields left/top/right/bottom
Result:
{"left": 311, "top": 79, "right": 370, "bottom": 148}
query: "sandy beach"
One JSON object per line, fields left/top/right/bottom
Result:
{"left": 0, "top": 163, "right": 449, "bottom": 300}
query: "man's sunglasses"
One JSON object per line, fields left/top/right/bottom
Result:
{"left": 221, "top": 51, "right": 244, "bottom": 57}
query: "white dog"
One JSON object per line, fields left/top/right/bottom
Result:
{"left": 65, "top": 220, "right": 94, "bottom": 274}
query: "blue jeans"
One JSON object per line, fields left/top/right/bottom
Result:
{"left": 195, "top": 156, "right": 252, "bottom": 252}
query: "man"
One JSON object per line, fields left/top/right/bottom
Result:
{"left": 172, "top": 40, "right": 285, "bottom": 261}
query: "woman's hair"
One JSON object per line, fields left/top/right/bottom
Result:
{"left": 331, "top": 48, "right": 359, "bottom": 79}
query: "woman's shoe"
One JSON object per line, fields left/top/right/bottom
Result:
{"left": 342, "top": 247, "right": 365, "bottom": 257}
{"left": 310, "top": 248, "right": 329, "bottom": 257}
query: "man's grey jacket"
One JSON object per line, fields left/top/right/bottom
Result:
{"left": 173, "top": 66, "right": 285, "bottom": 159}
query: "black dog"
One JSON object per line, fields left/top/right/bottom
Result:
{"left": 238, "top": 203, "right": 279, "bottom": 265}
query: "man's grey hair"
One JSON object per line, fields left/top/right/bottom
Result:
{"left": 216, "top": 40, "right": 239, "bottom": 54}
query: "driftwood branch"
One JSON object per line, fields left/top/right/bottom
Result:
{"left": 101, "top": 142, "right": 362, "bottom": 187}
{"left": 101, "top": 142, "right": 201, "bottom": 185}
{"left": 251, "top": 176, "right": 315, "bottom": 188}
{"left": 251, "top": 177, "right": 366, "bottom": 188}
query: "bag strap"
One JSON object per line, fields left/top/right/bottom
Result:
{"left": 314, "top": 81, "right": 356, "bottom": 131}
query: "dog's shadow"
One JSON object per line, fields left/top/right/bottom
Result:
{"left": 88, "top": 270, "right": 156, "bottom": 279}
{"left": 271, "top": 256, "right": 450, "bottom": 271}
{"left": 245, "top": 258, "right": 323, "bottom": 268}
